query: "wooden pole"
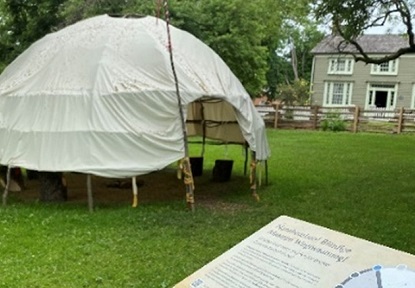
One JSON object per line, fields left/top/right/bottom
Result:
{"left": 273, "top": 103, "right": 279, "bottom": 129}
{"left": 87, "top": 174, "right": 93, "bottom": 213}
{"left": 182, "top": 158, "right": 194, "bottom": 211}
{"left": 397, "top": 107, "right": 404, "bottom": 134}
{"left": 2, "top": 166, "right": 11, "bottom": 206}
{"left": 353, "top": 106, "right": 360, "bottom": 133}
{"left": 163, "top": 0, "right": 195, "bottom": 211}
{"left": 200, "top": 101, "right": 206, "bottom": 157}
{"left": 244, "top": 143, "right": 248, "bottom": 176}
{"left": 250, "top": 151, "right": 259, "bottom": 201}
{"left": 312, "top": 105, "right": 319, "bottom": 130}
{"left": 132, "top": 176, "right": 138, "bottom": 208}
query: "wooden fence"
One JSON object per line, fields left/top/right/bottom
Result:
{"left": 255, "top": 104, "right": 415, "bottom": 134}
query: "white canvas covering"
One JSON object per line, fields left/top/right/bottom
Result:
{"left": 0, "top": 14, "right": 270, "bottom": 178}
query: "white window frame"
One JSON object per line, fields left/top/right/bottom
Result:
{"left": 370, "top": 59, "right": 399, "bottom": 75}
{"left": 328, "top": 58, "right": 354, "bottom": 75}
{"left": 365, "top": 83, "right": 398, "bottom": 109}
{"left": 323, "top": 81, "right": 354, "bottom": 106}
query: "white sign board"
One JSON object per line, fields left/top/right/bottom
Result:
{"left": 174, "top": 215, "right": 415, "bottom": 288}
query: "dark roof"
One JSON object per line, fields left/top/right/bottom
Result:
{"left": 311, "top": 34, "right": 409, "bottom": 54}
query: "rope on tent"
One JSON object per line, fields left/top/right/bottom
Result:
{"left": 161, "top": 0, "right": 195, "bottom": 211}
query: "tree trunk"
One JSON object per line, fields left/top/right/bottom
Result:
{"left": 291, "top": 47, "right": 299, "bottom": 81}
{"left": 39, "top": 172, "right": 67, "bottom": 202}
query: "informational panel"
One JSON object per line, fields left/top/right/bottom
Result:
{"left": 174, "top": 215, "right": 415, "bottom": 288}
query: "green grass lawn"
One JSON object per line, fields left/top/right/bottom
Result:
{"left": 1, "top": 130, "right": 415, "bottom": 287}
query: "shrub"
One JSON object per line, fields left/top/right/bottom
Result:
{"left": 321, "top": 112, "right": 346, "bottom": 132}
{"left": 277, "top": 79, "right": 311, "bottom": 105}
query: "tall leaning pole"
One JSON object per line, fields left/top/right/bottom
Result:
{"left": 162, "top": 0, "right": 195, "bottom": 211}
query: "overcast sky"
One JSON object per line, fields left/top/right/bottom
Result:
{"left": 364, "top": 21, "right": 407, "bottom": 34}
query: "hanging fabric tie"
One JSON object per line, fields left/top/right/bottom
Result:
{"left": 180, "top": 157, "right": 195, "bottom": 204}
{"left": 132, "top": 176, "right": 138, "bottom": 208}
{"left": 224, "top": 142, "right": 229, "bottom": 159}
{"left": 249, "top": 161, "right": 256, "bottom": 185}
{"left": 177, "top": 159, "right": 183, "bottom": 180}
{"left": 250, "top": 152, "right": 260, "bottom": 202}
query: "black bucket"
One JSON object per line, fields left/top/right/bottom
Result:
{"left": 190, "top": 157, "right": 204, "bottom": 177}
{"left": 212, "top": 159, "right": 234, "bottom": 182}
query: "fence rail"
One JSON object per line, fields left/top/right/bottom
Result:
{"left": 255, "top": 104, "right": 415, "bottom": 134}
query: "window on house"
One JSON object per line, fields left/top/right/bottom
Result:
{"left": 324, "top": 82, "right": 353, "bottom": 106}
{"left": 328, "top": 58, "right": 354, "bottom": 74}
{"left": 371, "top": 60, "right": 398, "bottom": 75}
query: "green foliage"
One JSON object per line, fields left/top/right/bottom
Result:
{"left": 277, "top": 78, "right": 311, "bottom": 105}
{"left": 266, "top": 51, "right": 294, "bottom": 98}
{"left": 287, "top": 24, "right": 325, "bottom": 81}
{"left": 0, "top": 0, "right": 66, "bottom": 68}
{"left": 312, "top": 0, "right": 408, "bottom": 40}
{"left": 320, "top": 111, "right": 347, "bottom": 132}
{"left": 266, "top": 16, "right": 324, "bottom": 99}
{"left": 59, "top": 0, "right": 133, "bottom": 26}
{"left": 175, "top": 0, "right": 268, "bottom": 95}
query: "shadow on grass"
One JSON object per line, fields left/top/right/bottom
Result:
{"left": 4, "top": 167, "right": 256, "bottom": 212}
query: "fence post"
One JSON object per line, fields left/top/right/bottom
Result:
{"left": 353, "top": 106, "right": 360, "bottom": 133}
{"left": 397, "top": 107, "right": 404, "bottom": 134}
{"left": 273, "top": 103, "right": 280, "bottom": 129}
{"left": 312, "top": 105, "right": 319, "bottom": 130}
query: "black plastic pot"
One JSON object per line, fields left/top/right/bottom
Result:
{"left": 190, "top": 157, "right": 204, "bottom": 177}
{"left": 212, "top": 159, "right": 234, "bottom": 182}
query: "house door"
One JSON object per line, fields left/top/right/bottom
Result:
{"left": 366, "top": 84, "right": 397, "bottom": 109}
{"left": 374, "top": 91, "right": 388, "bottom": 108}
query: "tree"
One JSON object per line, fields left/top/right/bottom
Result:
{"left": 261, "top": 0, "right": 322, "bottom": 99}
{"left": 313, "top": 0, "right": 415, "bottom": 64}
{"left": 287, "top": 24, "right": 324, "bottom": 82}
{"left": 277, "top": 79, "right": 311, "bottom": 106}
{"left": 166, "top": 0, "right": 269, "bottom": 95}
{"left": 0, "top": 0, "right": 67, "bottom": 70}
{"left": 58, "top": 0, "right": 130, "bottom": 27}
{"left": 266, "top": 22, "right": 323, "bottom": 99}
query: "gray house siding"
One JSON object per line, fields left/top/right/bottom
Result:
{"left": 393, "top": 55, "right": 415, "bottom": 108}
{"left": 311, "top": 35, "right": 415, "bottom": 109}
{"left": 350, "top": 61, "right": 368, "bottom": 108}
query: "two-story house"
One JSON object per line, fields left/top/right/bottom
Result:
{"left": 310, "top": 35, "right": 415, "bottom": 110}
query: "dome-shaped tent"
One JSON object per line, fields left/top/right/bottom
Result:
{"left": 0, "top": 14, "right": 270, "bottom": 206}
